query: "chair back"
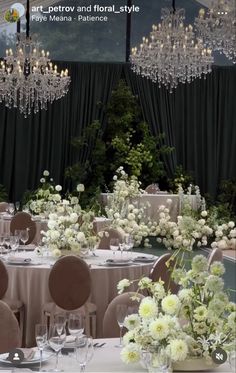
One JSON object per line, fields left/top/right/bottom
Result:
{"left": 149, "top": 253, "right": 179, "bottom": 294}
{"left": 208, "top": 247, "right": 223, "bottom": 267}
{"left": 103, "top": 292, "right": 144, "bottom": 338}
{"left": 145, "top": 184, "right": 160, "bottom": 194}
{"left": 0, "top": 260, "right": 8, "bottom": 299}
{"left": 49, "top": 255, "right": 91, "bottom": 310}
{"left": 0, "top": 202, "right": 9, "bottom": 213}
{"left": 10, "top": 212, "right": 36, "bottom": 244}
{"left": 0, "top": 300, "right": 21, "bottom": 353}
{"left": 98, "top": 228, "right": 123, "bottom": 250}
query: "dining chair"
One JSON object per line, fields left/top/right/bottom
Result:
{"left": 149, "top": 253, "right": 179, "bottom": 294}
{"left": 0, "top": 260, "right": 24, "bottom": 343}
{"left": 208, "top": 247, "right": 223, "bottom": 267}
{"left": 98, "top": 227, "right": 124, "bottom": 250}
{"left": 0, "top": 300, "right": 21, "bottom": 353}
{"left": 145, "top": 184, "right": 160, "bottom": 194}
{"left": 103, "top": 292, "right": 144, "bottom": 338}
{"left": 0, "top": 202, "right": 9, "bottom": 213}
{"left": 42, "top": 255, "right": 97, "bottom": 338}
{"left": 10, "top": 212, "right": 37, "bottom": 244}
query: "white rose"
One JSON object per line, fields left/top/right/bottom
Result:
{"left": 77, "top": 184, "right": 85, "bottom": 192}
{"left": 55, "top": 185, "right": 62, "bottom": 192}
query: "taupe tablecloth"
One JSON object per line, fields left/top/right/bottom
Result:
{"left": 4, "top": 250, "right": 153, "bottom": 347}
{"left": 101, "top": 193, "right": 197, "bottom": 222}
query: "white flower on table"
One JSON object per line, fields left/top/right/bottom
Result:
{"left": 169, "top": 339, "right": 188, "bottom": 362}
{"left": 161, "top": 295, "right": 180, "bottom": 315}
{"left": 139, "top": 298, "right": 158, "bottom": 319}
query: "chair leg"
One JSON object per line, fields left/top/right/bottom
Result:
{"left": 13, "top": 306, "right": 25, "bottom": 346}
{"left": 90, "top": 313, "right": 96, "bottom": 338}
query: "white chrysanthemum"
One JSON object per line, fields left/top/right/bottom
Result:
{"left": 52, "top": 248, "right": 61, "bottom": 257}
{"left": 193, "top": 322, "right": 208, "bottom": 335}
{"left": 117, "top": 279, "right": 131, "bottom": 294}
{"left": 70, "top": 212, "right": 78, "bottom": 224}
{"left": 228, "top": 221, "right": 235, "bottom": 228}
{"left": 139, "top": 298, "right": 158, "bottom": 319}
{"left": 77, "top": 232, "right": 86, "bottom": 242}
{"left": 50, "top": 230, "right": 60, "bottom": 240}
{"left": 194, "top": 306, "right": 208, "bottom": 322}
{"left": 191, "top": 255, "right": 208, "bottom": 273}
{"left": 55, "top": 185, "right": 62, "bottom": 192}
{"left": 138, "top": 277, "right": 152, "bottom": 289}
{"left": 178, "top": 289, "right": 193, "bottom": 302}
{"left": 205, "top": 275, "right": 224, "bottom": 293}
{"left": 161, "top": 295, "right": 180, "bottom": 315}
{"left": 123, "top": 330, "right": 136, "bottom": 345}
{"left": 124, "top": 314, "right": 140, "bottom": 330}
{"left": 209, "top": 261, "right": 225, "bottom": 276}
{"left": 120, "top": 344, "right": 141, "bottom": 364}
{"left": 76, "top": 184, "right": 85, "bottom": 192}
{"left": 149, "top": 319, "right": 169, "bottom": 340}
{"left": 47, "top": 220, "right": 57, "bottom": 230}
{"left": 40, "top": 177, "right": 45, "bottom": 183}
{"left": 169, "top": 339, "right": 188, "bottom": 362}
{"left": 43, "top": 170, "right": 49, "bottom": 176}
{"left": 153, "top": 282, "right": 166, "bottom": 299}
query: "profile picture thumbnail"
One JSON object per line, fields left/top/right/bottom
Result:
{"left": 4, "top": 3, "right": 25, "bottom": 23}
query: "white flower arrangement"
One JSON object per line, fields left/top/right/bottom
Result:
{"left": 105, "top": 168, "right": 151, "bottom": 246}
{"left": 117, "top": 255, "right": 236, "bottom": 367}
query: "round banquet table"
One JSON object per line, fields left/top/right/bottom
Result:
{"left": 4, "top": 249, "right": 155, "bottom": 347}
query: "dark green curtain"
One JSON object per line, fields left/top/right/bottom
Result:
{"left": 0, "top": 63, "right": 235, "bottom": 201}
{"left": 0, "top": 62, "right": 122, "bottom": 201}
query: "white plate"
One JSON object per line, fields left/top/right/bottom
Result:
{"left": 6, "top": 258, "right": 32, "bottom": 265}
{"left": 0, "top": 351, "right": 53, "bottom": 366}
{"left": 104, "top": 260, "right": 133, "bottom": 267}
{"left": 133, "top": 256, "right": 156, "bottom": 263}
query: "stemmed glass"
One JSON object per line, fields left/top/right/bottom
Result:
{"left": 68, "top": 314, "right": 84, "bottom": 355}
{"left": 55, "top": 314, "right": 66, "bottom": 336}
{"left": 15, "top": 201, "right": 20, "bottom": 212}
{"left": 10, "top": 235, "right": 19, "bottom": 255}
{"left": 48, "top": 324, "right": 66, "bottom": 372}
{"left": 0, "top": 235, "right": 4, "bottom": 255}
{"left": 35, "top": 324, "right": 48, "bottom": 372}
{"left": 76, "top": 336, "right": 94, "bottom": 372}
{"left": 8, "top": 203, "right": 15, "bottom": 215}
{"left": 19, "top": 229, "right": 29, "bottom": 251}
{"left": 116, "top": 304, "right": 128, "bottom": 347}
{"left": 124, "top": 235, "right": 134, "bottom": 259}
{"left": 110, "top": 238, "right": 119, "bottom": 257}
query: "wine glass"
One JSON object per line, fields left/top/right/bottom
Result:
{"left": 116, "top": 304, "right": 128, "bottom": 347}
{"left": 15, "top": 201, "right": 20, "bottom": 211}
{"left": 35, "top": 324, "right": 48, "bottom": 372}
{"left": 124, "top": 234, "right": 134, "bottom": 259}
{"left": 10, "top": 235, "right": 19, "bottom": 255}
{"left": 19, "top": 229, "right": 29, "bottom": 251}
{"left": 110, "top": 238, "right": 119, "bottom": 257}
{"left": 8, "top": 203, "right": 15, "bottom": 215}
{"left": 48, "top": 324, "right": 66, "bottom": 372}
{"left": 76, "top": 336, "right": 93, "bottom": 372}
{"left": 54, "top": 314, "right": 66, "bottom": 336}
{"left": 68, "top": 314, "right": 84, "bottom": 354}
{"left": 0, "top": 235, "right": 5, "bottom": 255}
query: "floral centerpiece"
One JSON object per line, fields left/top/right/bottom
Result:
{"left": 41, "top": 184, "right": 99, "bottom": 256}
{"left": 117, "top": 255, "right": 236, "bottom": 370}
{"left": 105, "top": 167, "right": 151, "bottom": 247}
{"left": 25, "top": 170, "right": 62, "bottom": 217}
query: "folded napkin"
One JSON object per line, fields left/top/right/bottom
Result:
{"left": 7, "top": 256, "right": 31, "bottom": 263}
{"left": 66, "top": 335, "right": 76, "bottom": 343}
{"left": 7, "top": 348, "right": 35, "bottom": 361}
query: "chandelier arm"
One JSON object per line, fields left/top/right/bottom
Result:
{"left": 26, "top": 0, "right": 30, "bottom": 37}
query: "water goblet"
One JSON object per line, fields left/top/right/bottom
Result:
{"left": 48, "top": 324, "right": 66, "bottom": 372}
{"left": 35, "top": 324, "right": 48, "bottom": 371}
{"left": 19, "top": 229, "right": 29, "bottom": 251}
{"left": 110, "top": 238, "right": 119, "bottom": 257}
{"left": 10, "top": 235, "right": 19, "bottom": 255}
{"left": 76, "top": 336, "right": 92, "bottom": 372}
{"left": 55, "top": 314, "right": 66, "bottom": 336}
{"left": 68, "top": 314, "right": 85, "bottom": 354}
{"left": 116, "top": 304, "right": 128, "bottom": 347}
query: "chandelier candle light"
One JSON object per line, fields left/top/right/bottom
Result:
{"left": 0, "top": 0, "right": 70, "bottom": 117}
{"left": 195, "top": 0, "right": 236, "bottom": 64}
{"left": 130, "top": 0, "right": 213, "bottom": 91}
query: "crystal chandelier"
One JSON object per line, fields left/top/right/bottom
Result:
{"left": 130, "top": 1, "right": 214, "bottom": 91}
{"left": 195, "top": 0, "right": 236, "bottom": 64}
{"left": 0, "top": 1, "right": 70, "bottom": 117}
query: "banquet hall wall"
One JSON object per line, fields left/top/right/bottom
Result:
{"left": 0, "top": 62, "right": 235, "bottom": 201}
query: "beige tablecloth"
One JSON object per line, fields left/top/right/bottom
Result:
{"left": 0, "top": 216, "right": 47, "bottom": 244}
{"left": 0, "top": 338, "right": 231, "bottom": 372}
{"left": 4, "top": 250, "right": 153, "bottom": 347}
{"left": 101, "top": 193, "right": 197, "bottom": 222}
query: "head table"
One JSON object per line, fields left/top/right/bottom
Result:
{"left": 3, "top": 249, "right": 154, "bottom": 347}
{"left": 0, "top": 338, "right": 231, "bottom": 372}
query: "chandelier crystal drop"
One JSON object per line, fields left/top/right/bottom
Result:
{"left": 0, "top": 34, "right": 70, "bottom": 117}
{"left": 195, "top": 0, "right": 236, "bottom": 64}
{"left": 130, "top": 7, "right": 214, "bottom": 92}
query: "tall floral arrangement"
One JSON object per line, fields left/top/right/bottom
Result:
{"left": 117, "top": 255, "right": 236, "bottom": 367}
{"left": 25, "top": 170, "right": 62, "bottom": 216}
{"left": 41, "top": 184, "right": 99, "bottom": 256}
{"left": 105, "top": 167, "right": 151, "bottom": 246}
